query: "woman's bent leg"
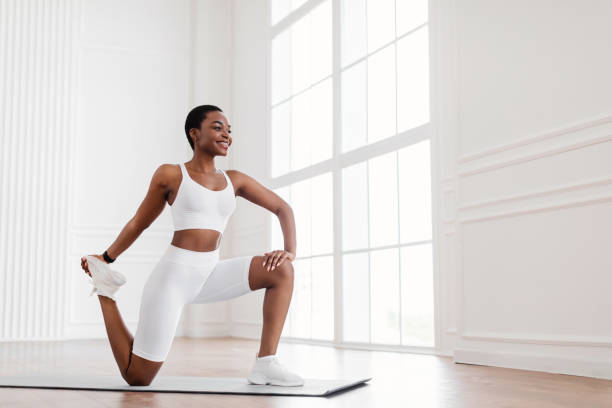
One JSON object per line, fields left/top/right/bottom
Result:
{"left": 127, "top": 246, "right": 218, "bottom": 384}
{"left": 190, "top": 254, "right": 294, "bottom": 358}
{"left": 247, "top": 256, "right": 294, "bottom": 357}
{"left": 97, "top": 296, "right": 163, "bottom": 385}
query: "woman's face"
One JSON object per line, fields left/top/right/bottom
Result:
{"left": 191, "top": 111, "right": 232, "bottom": 156}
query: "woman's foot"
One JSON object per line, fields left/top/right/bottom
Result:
{"left": 84, "top": 255, "right": 127, "bottom": 301}
{"left": 246, "top": 352, "right": 304, "bottom": 386}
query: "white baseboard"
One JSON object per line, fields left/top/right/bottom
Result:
{"left": 229, "top": 321, "right": 262, "bottom": 340}
{"left": 177, "top": 322, "right": 231, "bottom": 338}
{"left": 454, "top": 348, "right": 612, "bottom": 380}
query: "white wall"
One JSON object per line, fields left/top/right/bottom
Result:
{"left": 68, "top": 0, "right": 194, "bottom": 339}
{"left": 226, "top": 0, "right": 271, "bottom": 340}
{"left": 1, "top": 0, "right": 80, "bottom": 340}
{"left": 0, "top": 0, "right": 204, "bottom": 340}
{"left": 0, "top": 0, "right": 249, "bottom": 342}
{"left": 436, "top": 0, "right": 612, "bottom": 379}
{"left": 179, "top": 0, "right": 236, "bottom": 338}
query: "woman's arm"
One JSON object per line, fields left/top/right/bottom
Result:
{"left": 226, "top": 169, "right": 296, "bottom": 257}
{"left": 103, "top": 164, "right": 174, "bottom": 260}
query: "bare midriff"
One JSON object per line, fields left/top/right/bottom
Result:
{"left": 171, "top": 229, "right": 222, "bottom": 252}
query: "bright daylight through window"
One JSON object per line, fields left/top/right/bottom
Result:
{"left": 269, "top": 0, "right": 433, "bottom": 349}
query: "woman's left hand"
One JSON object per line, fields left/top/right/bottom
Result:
{"left": 262, "top": 250, "right": 295, "bottom": 271}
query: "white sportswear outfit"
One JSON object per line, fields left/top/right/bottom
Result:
{"left": 131, "top": 163, "right": 255, "bottom": 362}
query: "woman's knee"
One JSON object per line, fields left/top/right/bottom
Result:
{"left": 124, "top": 369, "right": 159, "bottom": 386}
{"left": 276, "top": 261, "right": 294, "bottom": 283}
{"left": 126, "top": 376, "right": 153, "bottom": 386}
{"left": 123, "top": 353, "right": 163, "bottom": 386}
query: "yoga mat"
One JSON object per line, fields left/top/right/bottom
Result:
{"left": 0, "top": 374, "right": 372, "bottom": 397}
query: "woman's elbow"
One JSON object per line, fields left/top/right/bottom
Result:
{"left": 276, "top": 203, "right": 293, "bottom": 216}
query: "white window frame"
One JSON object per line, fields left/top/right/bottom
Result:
{"left": 265, "top": 0, "right": 442, "bottom": 355}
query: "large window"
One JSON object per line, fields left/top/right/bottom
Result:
{"left": 269, "top": 0, "right": 433, "bottom": 348}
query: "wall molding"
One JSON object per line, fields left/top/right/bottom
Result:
{"left": 459, "top": 132, "right": 612, "bottom": 178}
{"left": 454, "top": 348, "right": 612, "bottom": 380}
{"left": 71, "top": 224, "right": 172, "bottom": 236}
{"left": 458, "top": 114, "right": 612, "bottom": 165}
{"left": 461, "top": 331, "right": 612, "bottom": 348}
{"left": 459, "top": 176, "right": 612, "bottom": 212}
{"left": 79, "top": 44, "right": 189, "bottom": 58}
{"left": 459, "top": 193, "right": 612, "bottom": 225}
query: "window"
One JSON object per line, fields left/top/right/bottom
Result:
{"left": 269, "top": 0, "right": 433, "bottom": 348}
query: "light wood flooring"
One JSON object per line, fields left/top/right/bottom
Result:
{"left": 0, "top": 337, "right": 610, "bottom": 407}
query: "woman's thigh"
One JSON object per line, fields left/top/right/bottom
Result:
{"left": 132, "top": 259, "right": 209, "bottom": 362}
{"left": 189, "top": 255, "right": 263, "bottom": 304}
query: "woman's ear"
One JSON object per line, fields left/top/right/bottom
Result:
{"left": 189, "top": 128, "right": 198, "bottom": 146}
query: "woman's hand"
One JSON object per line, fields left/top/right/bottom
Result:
{"left": 262, "top": 250, "right": 295, "bottom": 271}
{"left": 80, "top": 254, "right": 108, "bottom": 277}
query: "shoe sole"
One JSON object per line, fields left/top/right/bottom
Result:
{"left": 247, "top": 375, "right": 303, "bottom": 387}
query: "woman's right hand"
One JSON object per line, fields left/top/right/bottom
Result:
{"left": 80, "top": 254, "right": 107, "bottom": 277}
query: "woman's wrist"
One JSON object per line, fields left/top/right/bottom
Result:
{"left": 103, "top": 250, "right": 116, "bottom": 263}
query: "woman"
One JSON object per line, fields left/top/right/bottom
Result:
{"left": 80, "top": 105, "right": 303, "bottom": 387}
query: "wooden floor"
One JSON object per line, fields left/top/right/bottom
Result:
{"left": 0, "top": 337, "right": 610, "bottom": 407}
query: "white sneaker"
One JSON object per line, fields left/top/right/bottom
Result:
{"left": 85, "top": 255, "right": 126, "bottom": 301}
{"left": 246, "top": 352, "right": 304, "bottom": 387}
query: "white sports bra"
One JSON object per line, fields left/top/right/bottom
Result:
{"left": 170, "top": 163, "right": 236, "bottom": 233}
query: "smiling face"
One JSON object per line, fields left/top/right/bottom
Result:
{"left": 190, "top": 110, "right": 233, "bottom": 156}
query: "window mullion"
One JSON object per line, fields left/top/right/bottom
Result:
{"left": 332, "top": 0, "right": 343, "bottom": 345}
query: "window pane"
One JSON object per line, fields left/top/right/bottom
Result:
{"left": 310, "top": 78, "right": 333, "bottom": 165}
{"left": 309, "top": 0, "right": 332, "bottom": 84}
{"left": 343, "top": 252, "right": 369, "bottom": 342}
{"left": 291, "top": 14, "right": 311, "bottom": 95}
{"left": 292, "top": 257, "right": 312, "bottom": 338}
{"left": 311, "top": 172, "right": 333, "bottom": 255}
{"left": 341, "top": 61, "right": 367, "bottom": 153}
{"left": 292, "top": 178, "right": 312, "bottom": 257}
{"left": 271, "top": 186, "right": 292, "bottom": 250}
{"left": 311, "top": 256, "right": 334, "bottom": 341}
{"left": 367, "top": 0, "right": 395, "bottom": 52}
{"left": 341, "top": 0, "right": 366, "bottom": 67}
{"left": 368, "top": 151, "right": 398, "bottom": 248}
{"left": 398, "top": 140, "right": 432, "bottom": 243}
{"left": 271, "top": 100, "right": 291, "bottom": 177}
{"left": 401, "top": 243, "right": 434, "bottom": 346}
{"left": 396, "top": 0, "right": 428, "bottom": 37}
{"left": 291, "top": 80, "right": 332, "bottom": 171}
{"left": 271, "top": 0, "right": 308, "bottom": 26}
{"left": 397, "top": 25, "right": 429, "bottom": 133}
{"left": 291, "top": 90, "right": 311, "bottom": 171}
{"left": 342, "top": 162, "right": 368, "bottom": 251}
{"left": 370, "top": 247, "right": 400, "bottom": 344}
{"left": 272, "top": 2, "right": 331, "bottom": 105}
{"left": 271, "top": 29, "right": 291, "bottom": 104}
{"left": 367, "top": 44, "right": 396, "bottom": 143}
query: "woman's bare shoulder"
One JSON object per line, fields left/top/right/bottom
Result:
{"left": 153, "top": 163, "right": 182, "bottom": 187}
{"left": 225, "top": 169, "right": 244, "bottom": 192}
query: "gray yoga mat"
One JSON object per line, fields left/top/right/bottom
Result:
{"left": 0, "top": 374, "right": 372, "bottom": 397}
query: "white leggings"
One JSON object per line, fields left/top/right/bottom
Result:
{"left": 132, "top": 244, "right": 255, "bottom": 362}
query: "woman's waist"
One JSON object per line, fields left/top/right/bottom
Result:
{"left": 162, "top": 242, "right": 220, "bottom": 267}
{"left": 171, "top": 229, "right": 223, "bottom": 252}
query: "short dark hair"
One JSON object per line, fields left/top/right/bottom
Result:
{"left": 184, "top": 105, "right": 223, "bottom": 150}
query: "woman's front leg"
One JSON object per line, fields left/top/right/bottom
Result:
{"left": 247, "top": 256, "right": 295, "bottom": 357}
